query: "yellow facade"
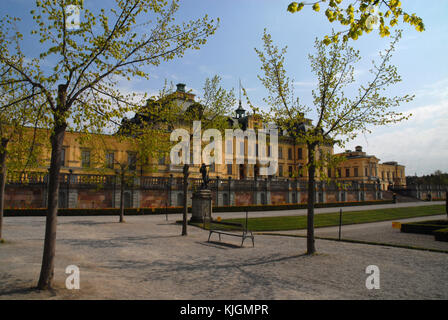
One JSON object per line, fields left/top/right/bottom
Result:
{"left": 27, "top": 85, "right": 405, "bottom": 186}
{"left": 334, "top": 146, "right": 406, "bottom": 190}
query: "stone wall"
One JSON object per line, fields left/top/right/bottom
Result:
{"left": 5, "top": 185, "right": 45, "bottom": 208}
{"left": 4, "top": 173, "right": 402, "bottom": 209}
{"left": 77, "top": 189, "right": 113, "bottom": 209}
{"left": 140, "top": 190, "right": 169, "bottom": 208}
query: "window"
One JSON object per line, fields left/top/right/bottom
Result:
{"left": 345, "top": 168, "right": 350, "bottom": 177}
{"left": 106, "top": 152, "right": 115, "bottom": 169}
{"left": 288, "top": 148, "right": 292, "bottom": 160}
{"left": 128, "top": 152, "right": 137, "bottom": 171}
{"left": 365, "top": 167, "right": 368, "bottom": 176}
{"left": 267, "top": 145, "right": 271, "bottom": 157}
{"left": 61, "top": 148, "right": 66, "bottom": 167}
{"left": 81, "top": 150, "right": 90, "bottom": 168}
{"left": 226, "top": 140, "right": 233, "bottom": 154}
{"left": 279, "top": 147, "right": 283, "bottom": 159}
{"left": 328, "top": 168, "right": 331, "bottom": 178}
{"left": 227, "top": 164, "right": 232, "bottom": 175}
{"left": 298, "top": 148, "right": 303, "bottom": 160}
{"left": 354, "top": 167, "right": 359, "bottom": 177}
{"left": 158, "top": 155, "right": 165, "bottom": 165}
{"left": 298, "top": 165, "right": 304, "bottom": 177}
{"left": 288, "top": 166, "right": 293, "bottom": 177}
{"left": 337, "top": 168, "right": 342, "bottom": 178}
{"left": 278, "top": 165, "right": 283, "bottom": 177}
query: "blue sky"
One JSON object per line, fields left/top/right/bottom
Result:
{"left": 2, "top": 0, "right": 448, "bottom": 175}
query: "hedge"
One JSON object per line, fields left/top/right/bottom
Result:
{"left": 434, "top": 228, "right": 448, "bottom": 242}
{"left": 4, "top": 207, "right": 186, "bottom": 217}
{"left": 401, "top": 220, "right": 448, "bottom": 240}
{"left": 4, "top": 199, "right": 394, "bottom": 217}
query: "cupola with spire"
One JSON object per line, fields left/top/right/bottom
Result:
{"left": 236, "top": 101, "right": 246, "bottom": 119}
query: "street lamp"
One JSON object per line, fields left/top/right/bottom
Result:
{"left": 67, "top": 169, "right": 73, "bottom": 208}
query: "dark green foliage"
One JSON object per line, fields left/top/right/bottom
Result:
{"left": 401, "top": 220, "right": 448, "bottom": 235}
{"left": 4, "top": 207, "right": 187, "bottom": 216}
{"left": 434, "top": 228, "right": 448, "bottom": 242}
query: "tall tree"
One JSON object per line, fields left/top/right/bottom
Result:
{"left": 287, "top": 0, "right": 425, "bottom": 43}
{"left": 0, "top": 0, "right": 218, "bottom": 289}
{"left": 250, "top": 29, "right": 413, "bottom": 254}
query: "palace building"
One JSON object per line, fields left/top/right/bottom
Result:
{"left": 4, "top": 83, "right": 408, "bottom": 209}
{"left": 334, "top": 146, "right": 406, "bottom": 191}
{"left": 31, "top": 83, "right": 406, "bottom": 186}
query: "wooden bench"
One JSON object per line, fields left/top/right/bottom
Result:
{"left": 207, "top": 213, "right": 254, "bottom": 247}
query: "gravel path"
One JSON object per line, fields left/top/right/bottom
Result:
{"left": 0, "top": 213, "right": 447, "bottom": 300}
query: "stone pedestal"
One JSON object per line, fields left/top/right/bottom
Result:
{"left": 190, "top": 189, "right": 212, "bottom": 223}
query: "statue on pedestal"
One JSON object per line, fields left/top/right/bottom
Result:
{"left": 191, "top": 163, "right": 213, "bottom": 223}
{"left": 200, "top": 163, "right": 210, "bottom": 189}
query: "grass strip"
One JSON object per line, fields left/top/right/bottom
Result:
{"left": 200, "top": 205, "right": 446, "bottom": 232}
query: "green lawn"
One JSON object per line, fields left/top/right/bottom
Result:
{"left": 202, "top": 205, "right": 446, "bottom": 232}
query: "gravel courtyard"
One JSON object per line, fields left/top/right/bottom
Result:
{"left": 0, "top": 213, "right": 447, "bottom": 300}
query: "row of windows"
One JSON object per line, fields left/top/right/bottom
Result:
{"left": 278, "top": 147, "right": 303, "bottom": 160}
{"left": 226, "top": 142, "right": 304, "bottom": 161}
{"left": 381, "top": 171, "right": 403, "bottom": 180}
{"left": 329, "top": 167, "right": 374, "bottom": 178}
{"left": 61, "top": 149, "right": 139, "bottom": 170}
{"left": 61, "top": 147, "right": 402, "bottom": 180}
{"left": 62, "top": 145, "right": 306, "bottom": 169}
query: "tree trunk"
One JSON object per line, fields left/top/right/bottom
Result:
{"left": 306, "top": 142, "right": 317, "bottom": 255}
{"left": 182, "top": 164, "right": 189, "bottom": 236}
{"left": 0, "top": 138, "right": 8, "bottom": 241}
{"left": 119, "top": 171, "right": 125, "bottom": 223}
{"left": 37, "top": 85, "right": 67, "bottom": 290}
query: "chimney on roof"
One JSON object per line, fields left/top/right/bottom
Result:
{"left": 176, "top": 83, "right": 186, "bottom": 93}
{"left": 355, "top": 146, "right": 363, "bottom": 152}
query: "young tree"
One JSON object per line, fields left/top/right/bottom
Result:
{"left": 0, "top": 0, "right": 218, "bottom": 289}
{"left": 251, "top": 29, "right": 413, "bottom": 254}
{"left": 287, "top": 0, "right": 424, "bottom": 43}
